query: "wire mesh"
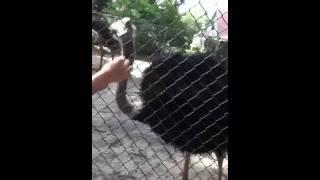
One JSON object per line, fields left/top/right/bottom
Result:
{"left": 92, "top": 0, "right": 228, "bottom": 179}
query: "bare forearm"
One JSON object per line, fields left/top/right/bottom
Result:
{"left": 92, "top": 77, "right": 100, "bottom": 95}
{"left": 92, "top": 71, "right": 110, "bottom": 95}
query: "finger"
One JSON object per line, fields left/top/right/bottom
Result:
{"left": 124, "top": 59, "right": 130, "bottom": 66}
{"left": 115, "top": 56, "right": 125, "bottom": 61}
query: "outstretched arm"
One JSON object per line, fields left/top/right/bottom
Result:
{"left": 92, "top": 56, "right": 132, "bottom": 95}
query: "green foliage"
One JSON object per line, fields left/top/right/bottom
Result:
{"left": 95, "top": 0, "right": 199, "bottom": 55}
{"left": 204, "top": 37, "right": 219, "bottom": 53}
{"left": 93, "top": 0, "right": 111, "bottom": 12}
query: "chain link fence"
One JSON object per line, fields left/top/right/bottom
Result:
{"left": 92, "top": 0, "right": 228, "bottom": 179}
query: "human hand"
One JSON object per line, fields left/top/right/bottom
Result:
{"left": 92, "top": 56, "right": 132, "bottom": 94}
{"left": 99, "top": 56, "right": 132, "bottom": 83}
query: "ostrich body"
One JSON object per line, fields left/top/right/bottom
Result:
{"left": 111, "top": 18, "right": 228, "bottom": 180}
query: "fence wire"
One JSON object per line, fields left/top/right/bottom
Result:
{"left": 92, "top": 0, "right": 228, "bottom": 179}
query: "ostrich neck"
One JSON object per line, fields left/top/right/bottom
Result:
{"left": 115, "top": 32, "right": 139, "bottom": 119}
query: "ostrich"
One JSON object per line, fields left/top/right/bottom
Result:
{"left": 92, "top": 12, "right": 121, "bottom": 70}
{"left": 112, "top": 18, "right": 228, "bottom": 180}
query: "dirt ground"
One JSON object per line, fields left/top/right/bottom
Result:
{"left": 92, "top": 54, "right": 228, "bottom": 180}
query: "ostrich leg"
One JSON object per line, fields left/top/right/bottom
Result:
{"left": 217, "top": 153, "right": 224, "bottom": 180}
{"left": 182, "top": 152, "right": 191, "bottom": 180}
